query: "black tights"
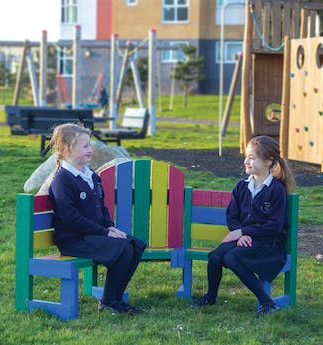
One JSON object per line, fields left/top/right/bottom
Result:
{"left": 207, "top": 251, "right": 272, "bottom": 305}
{"left": 101, "top": 242, "right": 142, "bottom": 305}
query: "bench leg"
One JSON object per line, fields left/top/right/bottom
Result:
{"left": 176, "top": 259, "right": 192, "bottom": 300}
{"left": 28, "top": 269, "right": 79, "bottom": 321}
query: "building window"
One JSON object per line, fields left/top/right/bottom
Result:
{"left": 161, "top": 41, "right": 189, "bottom": 63}
{"left": 58, "top": 48, "right": 73, "bottom": 76}
{"left": 216, "top": 0, "right": 245, "bottom": 26}
{"left": 126, "top": 0, "right": 138, "bottom": 5}
{"left": 162, "top": 0, "right": 189, "bottom": 23}
{"left": 215, "top": 41, "right": 243, "bottom": 63}
{"left": 61, "top": 0, "right": 78, "bottom": 24}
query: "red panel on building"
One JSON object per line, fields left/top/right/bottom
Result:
{"left": 97, "top": 0, "right": 112, "bottom": 40}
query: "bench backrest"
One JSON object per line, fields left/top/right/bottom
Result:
{"left": 99, "top": 159, "right": 184, "bottom": 248}
{"left": 6, "top": 106, "right": 94, "bottom": 135}
{"left": 184, "top": 187, "right": 299, "bottom": 256}
{"left": 122, "top": 108, "right": 149, "bottom": 133}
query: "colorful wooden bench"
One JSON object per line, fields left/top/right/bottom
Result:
{"left": 15, "top": 159, "right": 185, "bottom": 321}
{"left": 177, "top": 187, "right": 299, "bottom": 310}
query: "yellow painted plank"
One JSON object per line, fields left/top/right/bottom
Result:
{"left": 150, "top": 161, "right": 168, "bottom": 247}
{"left": 191, "top": 223, "right": 229, "bottom": 242}
{"left": 34, "top": 229, "right": 55, "bottom": 249}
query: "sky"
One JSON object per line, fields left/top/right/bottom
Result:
{"left": 0, "top": 0, "right": 60, "bottom": 41}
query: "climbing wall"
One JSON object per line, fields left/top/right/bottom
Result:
{"left": 288, "top": 37, "right": 323, "bottom": 170}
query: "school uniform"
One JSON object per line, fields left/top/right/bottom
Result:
{"left": 204, "top": 174, "right": 288, "bottom": 307}
{"left": 49, "top": 161, "right": 146, "bottom": 305}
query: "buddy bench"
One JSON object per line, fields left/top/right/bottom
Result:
{"left": 15, "top": 160, "right": 299, "bottom": 320}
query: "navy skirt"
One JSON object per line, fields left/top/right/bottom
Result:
{"left": 208, "top": 238, "right": 287, "bottom": 282}
{"left": 57, "top": 234, "right": 146, "bottom": 267}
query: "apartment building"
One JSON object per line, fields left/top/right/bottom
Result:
{"left": 58, "top": 0, "right": 245, "bottom": 99}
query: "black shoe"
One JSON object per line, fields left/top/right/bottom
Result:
{"left": 257, "top": 303, "right": 280, "bottom": 317}
{"left": 193, "top": 294, "right": 216, "bottom": 307}
{"left": 98, "top": 300, "right": 129, "bottom": 314}
{"left": 119, "top": 301, "right": 145, "bottom": 314}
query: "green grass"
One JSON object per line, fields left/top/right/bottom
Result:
{"left": 0, "top": 96, "right": 322, "bottom": 345}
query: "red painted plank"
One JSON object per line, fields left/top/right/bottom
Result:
{"left": 167, "top": 166, "right": 184, "bottom": 247}
{"left": 34, "top": 195, "right": 53, "bottom": 212}
{"left": 192, "top": 189, "right": 232, "bottom": 207}
{"left": 99, "top": 165, "right": 116, "bottom": 219}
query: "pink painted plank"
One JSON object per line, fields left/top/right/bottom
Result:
{"left": 167, "top": 166, "right": 185, "bottom": 248}
{"left": 34, "top": 195, "right": 53, "bottom": 212}
{"left": 99, "top": 165, "right": 116, "bottom": 219}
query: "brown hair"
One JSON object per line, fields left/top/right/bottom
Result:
{"left": 248, "top": 135, "right": 295, "bottom": 193}
{"left": 50, "top": 123, "right": 91, "bottom": 171}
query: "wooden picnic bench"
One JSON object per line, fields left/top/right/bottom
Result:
{"left": 15, "top": 159, "right": 299, "bottom": 321}
{"left": 5, "top": 106, "right": 149, "bottom": 155}
{"left": 5, "top": 106, "right": 94, "bottom": 156}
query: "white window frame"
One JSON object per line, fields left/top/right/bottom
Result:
{"left": 126, "top": 0, "right": 138, "bottom": 6}
{"left": 215, "top": 41, "right": 243, "bottom": 64}
{"left": 61, "top": 0, "right": 78, "bottom": 24}
{"left": 215, "top": 0, "right": 245, "bottom": 26}
{"left": 58, "top": 48, "right": 73, "bottom": 77}
{"left": 162, "top": 0, "right": 189, "bottom": 23}
{"left": 161, "top": 41, "right": 189, "bottom": 63}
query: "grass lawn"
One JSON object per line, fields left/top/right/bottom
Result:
{"left": 0, "top": 95, "right": 322, "bottom": 345}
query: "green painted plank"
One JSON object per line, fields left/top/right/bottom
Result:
{"left": 133, "top": 160, "right": 151, "bottom": 244}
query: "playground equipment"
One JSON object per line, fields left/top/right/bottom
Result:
{"left": 240, "top": 0, "right": 323, "bottom": 153}
{"left": 282, "top": 36, "right": 323, "bottom": 171}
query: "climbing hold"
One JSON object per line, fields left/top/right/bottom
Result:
{"left": 292, "top": 104, "right": 296, "bottom": 109}
{"left": 295, "top": 128, "right": 300, "bottom": 133}
{"left": 303, "top": 92, "right": 307, "bottom": 97}
{"left": 290, "top": 73, "right": 294, "bottom": 78}
{"left": 319, "top": 111, "right": 323, "bottom": 116}
{"left": 309, "top": 141, "right": 314, "bottom": 147}
{"left": 304, "top": 126, "right": 308, "bottom": 132}
{"left": 297, "top": 145, "right": 302, "bottom": 151}
{"left": 303, "top": 71, "right": 308, "bottom": 76}
{"left": 314, "top": 88, "right": 319, "bottom": 93}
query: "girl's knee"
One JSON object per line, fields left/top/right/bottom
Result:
{"left": 223, "top": 252, "right": 238, "bottom": 269}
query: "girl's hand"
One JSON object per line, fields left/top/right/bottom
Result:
{"left": 237, "top": 235, "right": 252, "bottom": 247}
{"left": 107, "top": 227, "right": 128, "bottom": 239}
{"left": 222, "top": 229, "right": 242, "bottom": 243}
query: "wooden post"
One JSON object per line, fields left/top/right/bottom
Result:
{"left": 221, "top": 53, "right": 242, "bottom": 137}
{"left": 109, "top": 33, "right": 118, "bottom": 129}
{"left": 240, "top": 0, "right": 253, "bottom": 153}
{"left": 26, "top": 49, "right": 39, "bottom": 106}
{"left": 72, "top": 25, "right": 82, "bottom": 109}
{"left": 148, "top": 29, "right": 157, "bottom": 135}
{"left": 13, "top": 40, "right": 29, "bottom": 105}
{"left": 300, "top": 8, "right": 308, "bottom": 39}
{"left": 39, "top": 30, "right": 47, "bottom": 106}
{"left": 280, "top": 36, "right": 291, "bottom": 159}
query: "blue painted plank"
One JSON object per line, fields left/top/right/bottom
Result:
{"left": 191, "top": 206, "right": 227, "bottom": 225}
{"left": 34, "top": 212, "right": 53, "bottom": 230}
{"left": 115, "top": 161, "right": 133, "bottom": 234}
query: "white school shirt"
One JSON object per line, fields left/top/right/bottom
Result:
{"left": 61, "top": 160, "right": 94, "bottom": 190}
{"left": 246, "top": 173, "right": 273, "bottom": 199}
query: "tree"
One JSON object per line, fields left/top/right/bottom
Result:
{"left": 171, "top": 45, "right": 205, "bottom": 108}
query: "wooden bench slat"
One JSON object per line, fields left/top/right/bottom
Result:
{"left": 133, "top": 160, "right": 151, "bottom": 244}
{"left": 150, "top": 161, "right": 168, "bottom": 247}
{"left": 115, "top": 161, "right": 133, "bottom": 234}
{"left": 191, "top": 206, "right": 227, "bottom": 225}
{"left": 167, "top": 165, "right": 185, "bottom": 248}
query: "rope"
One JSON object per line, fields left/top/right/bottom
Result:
{"left": 249, "top": 5, "right": 284, "bottom": 52}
